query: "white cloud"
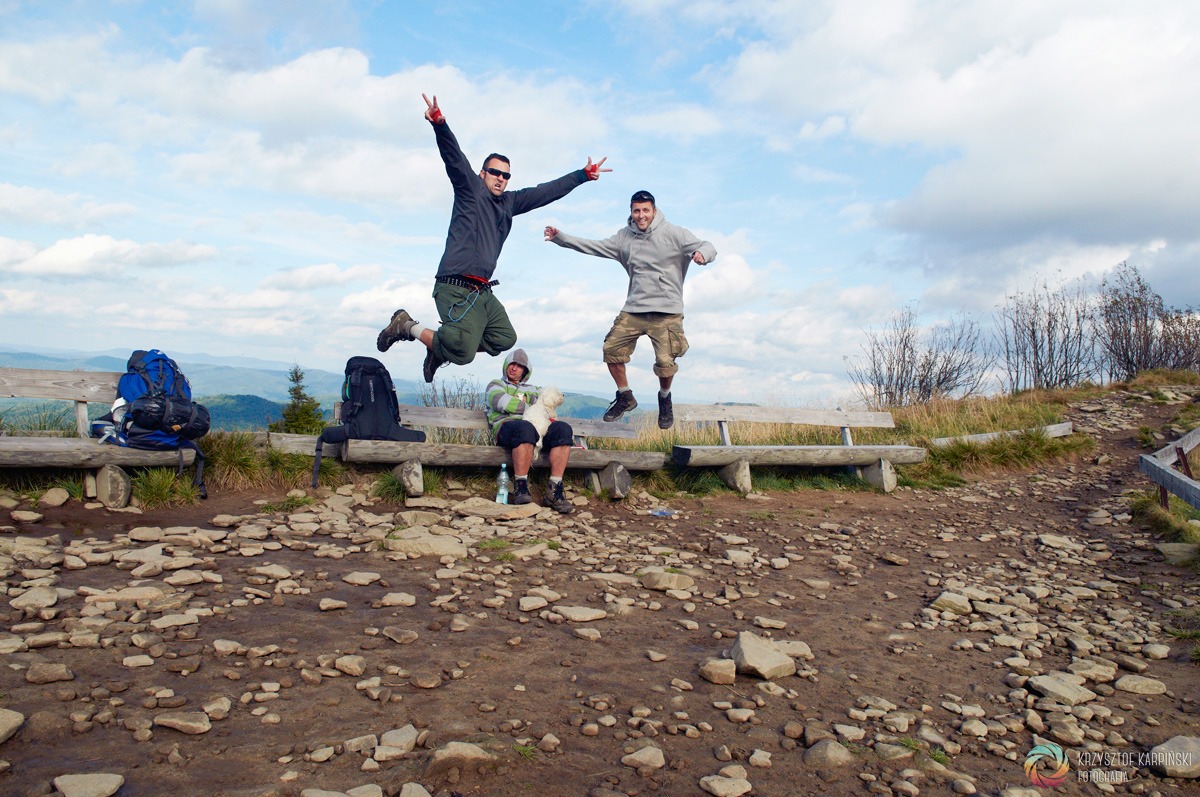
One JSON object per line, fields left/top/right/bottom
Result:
{"left": 3, "top": 234, "right": 218, "bottom": 276}
{"left": 0, "top": 287, "right": 40, "bottom": 313}
{"left": 0, "top": 183, "right": 135, "bottom": 226}
{"left": 260, "top": 261, "right": 381, "bottom": 290}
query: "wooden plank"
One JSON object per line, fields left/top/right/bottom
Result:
{"left": 1139, "top": 453, "right": 1200, "bottom": 511}
{"left": 0, "top": 368, "right": 121, "bottom": 402}
{"left": 673, "top": 444, "right": 926, "bottom": 467}
{"left": 673, "top": 404, "right": 895, "bottom": 428}
{"left": 395, "top": 405, "right": 640, "bottom": 440}
{"left": 344, "top": 439, "right": 664, "bottom": 470}
{"left": 1145, "top": 426, "right": 1200, "bottom": 465}
{"left": 0, "top": 437, "right": 195, "bottom": 468}
{"left": 930, "top": 422, "right": 1074, "bottom": 448}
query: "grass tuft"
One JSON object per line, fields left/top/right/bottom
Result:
{"left": 131, "top": 468, "right": 200, "bottom": 509}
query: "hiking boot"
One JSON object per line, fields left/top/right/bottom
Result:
{"left": 376, "top": 309, "right": 417, "bottom": 352}
{"left": 603, "top": 389, "right": 638, "bottom": 422}
{"left": 657, "top": 392, "right": 674, "bottom": 429}
{"left": 422, "top": 347, "right": 446, "bottom": 383}
{"left": 545, "top": 480, "right": 574, "bottom": 514}
{"left": 511, "top": 479, "right": 532, "bottom": 505}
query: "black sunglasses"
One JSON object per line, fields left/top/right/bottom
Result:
{"left": 484, "top": 167, "right": 511, "bottom": 180}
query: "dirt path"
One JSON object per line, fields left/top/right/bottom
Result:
{"left": 1, "top": 389, "right": 1199, "bottom": 797}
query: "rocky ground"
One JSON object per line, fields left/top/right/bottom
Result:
{"left": 2, "top": 389, "right": 1200, "bottom": 797}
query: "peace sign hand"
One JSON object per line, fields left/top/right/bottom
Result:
{"left": 422, "top": 93, "right": 445, "bottom": 124}
{"left": 584, "top": 156, "right": 611, "bottom": 180}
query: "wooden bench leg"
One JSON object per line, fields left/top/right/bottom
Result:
{"left": 597, "top": 461, "right": 631, "bottom": 500}
{"left": 96, "top": 464, "right": 132, "bottom": 509}
{"left": 861, "top": 458, "right": 897, "bottom": 493}
{"left": 392, "top": 460, "right": 424, "bottom": 497}
{"left": 719, "top": 459, "right": 752, "bottom": 494}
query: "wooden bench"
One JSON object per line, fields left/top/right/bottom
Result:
{"left": 669, "top": 404, "right": 926, "bottom": 493}
{"left": 0, "top": 367, "right": 197, "bottom": 508}
{"left": 271, "top": 404, "right": 663, "bottom": 499}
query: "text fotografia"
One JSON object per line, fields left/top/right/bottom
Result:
{"left": 1078, "top": 769, "right": 1127, "bottom": 784}
{"left": 1077, "top": 750, "right": 1192, "bottom": 769}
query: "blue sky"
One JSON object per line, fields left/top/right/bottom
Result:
{"left": 3, "top": 1, "right": 1198, "bottom": 404}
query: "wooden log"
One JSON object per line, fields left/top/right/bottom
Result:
{"left": 0, "top": 438, "right": 195, "bottom": 468}
{"left": 265, "top": 433, "right": 343, "bottom": 457}
{"left": 344, "top": 440, "right": 664, "bottom": 470}
{"left": 673, "top": 404, "right": 896, "bottom": 428}
{"left": 1139, "top": 453, "right": 1200, "bottom": 511}
{"left": 672, "top": 444, "right": 926, "bottom": 468}
{"left": 393, "top": 405, "right": 640, "bottom": 440}
{"left": 930, "top": 422, "right": 1074, "bottom": 448}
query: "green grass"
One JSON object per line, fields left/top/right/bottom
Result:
{"left": 373, "top": 470, "right": 408, "bottom": 503}
{"left": 929, "top": 747, "right": 951, "bottom": 765}
{"left": 1166, "top": 609, "right": 1200, "bottom": 640}
{"left": 131, "top": 468, "right": 200, "bottom": 509}
{"left": 259, "top": 495, "right": 314, "bottom": 513}
{"left": 1130, "top": 492, "right": 1200, "bottom": 543}
{"left": 477, "top": 538, "right": 510, "bottom": 551}
{"left": 512, "top": 744, "right": 538, "bottom": 760}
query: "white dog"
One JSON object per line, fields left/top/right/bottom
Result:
{"left": 522, "top": 385, "right": 564, "bottom": 460}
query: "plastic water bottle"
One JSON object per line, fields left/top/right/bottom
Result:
{"left": 495, "top": 464, "right": 510, "bottom": 504}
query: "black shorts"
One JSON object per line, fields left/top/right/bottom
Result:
{"left": 496, "top": 418, "right": 573, "bottom": 449}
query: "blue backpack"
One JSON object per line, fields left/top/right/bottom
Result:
{"left": 100, "top": 350, "right": 209, "bottom": 497}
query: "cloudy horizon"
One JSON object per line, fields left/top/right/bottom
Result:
{"left": 3, "top": 1, "right": 1197, "bottom": 407}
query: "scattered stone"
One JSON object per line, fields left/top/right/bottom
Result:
{"left": 53, "top": 773, "right": 125, "bottom": 797}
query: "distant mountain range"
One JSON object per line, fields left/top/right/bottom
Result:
{"left": 0, "top": 347, "right": 614, "bottom": 431}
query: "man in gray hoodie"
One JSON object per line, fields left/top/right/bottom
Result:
{"left": 544, "top": 190, "right": 716, "bottom": 429}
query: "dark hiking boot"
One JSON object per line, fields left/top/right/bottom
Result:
{"left": 422, "top": 348, "right": 446, "bottom": 383}
{"left": 377, "top": 309, "right": 417, "bottom": 352}
{"left": 545, "top": 480, "right": 574, "bottom": 514}
{"left": 603, "top": 389, "right": 638, "bottom": 422}
{"left": 511, "top": 479, "right": 532, "bottom": 505}
{"left": 657, "top": 392, "right": 674, "bottom": 429}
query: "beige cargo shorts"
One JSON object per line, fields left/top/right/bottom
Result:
{"left": 601, "top": 311, "right": 689, "bottom": 378}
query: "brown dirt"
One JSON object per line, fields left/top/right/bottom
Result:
{"left": 2, "top": 394, "right": 1199, "bottom": 797}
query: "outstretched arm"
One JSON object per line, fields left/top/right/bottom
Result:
{"left": 546, "top": 227, "right": 623, "bottom": 260}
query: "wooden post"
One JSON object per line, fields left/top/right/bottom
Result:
{"left": 718, "top": 420, "right": 732, "bottom": 446}
{"left": 1177, "top": 446, "right": 1195, "bottom": 480}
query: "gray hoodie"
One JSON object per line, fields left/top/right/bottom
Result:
{"left": 550, "top": 210, "right": 716, "bottom": 314}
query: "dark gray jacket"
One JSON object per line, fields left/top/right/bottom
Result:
{"left": 433, "top": 123, "right": 588, "bottom": 280}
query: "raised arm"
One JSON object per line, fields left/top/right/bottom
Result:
{"left": 423, "top": 94, "right": 477, "bottom": 193}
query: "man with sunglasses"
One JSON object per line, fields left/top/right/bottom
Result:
{"left": 544, "top": 190, "right": 716, "bottom": 429}
{"left": 378, "top": 94, "right": 610, "bottom": 382}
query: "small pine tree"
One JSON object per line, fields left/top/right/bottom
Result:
{"left": 269, "top": 365, "right": 326, "bottom": 434}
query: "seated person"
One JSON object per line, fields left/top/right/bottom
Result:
{"left": 485, "top": 349, "right": 575, "bottom": 514}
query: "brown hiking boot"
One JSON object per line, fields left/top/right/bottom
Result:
{"left": 603, "top": 389, "right": 637, "bottom": 422}
{"left": 376, "top": 309, "right": 417, "bottom": 352}
{"left": 544, "top": 481, "right": 574, "bottom": 514}
{"left": 422, "top": 347, "right": 446, "bottom": 383}
{"left": 657, "top": 392, "right": 674, "bottom": 429}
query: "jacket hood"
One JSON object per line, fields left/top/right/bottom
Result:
{"left": 502, "top": 348, "right": 532, "bottom": 383}
{"left": 627, "top": 208, "right": 666, "bottom": 237}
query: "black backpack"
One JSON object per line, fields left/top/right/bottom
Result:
{"left": 310, "top": 356, "right": 425, "bottom": 486}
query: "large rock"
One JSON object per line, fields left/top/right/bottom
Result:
{"left": 699, "top": 775, "right": 753, "bottom": 797}
{"left": 95, "top": 464, "right": 132, "bottom": 509}
{"left": 557, "top": 606, "right": 607, "bottom": 623}
{"left": 0, "top": 707, "right": 24, "bottom": 744}
{"left": 425, "top": 741, "right": 496, "bottom": 777}
{"left": 621, "top": 745, "right": 665, "bottom": 770}
{"left": 641, "top": 570, "right": 695, "bottom": 592}
{"left": 10, "top": 586, "right": 59, "bottom": 611}
{"left": 382, "top": 532, "right": 468, "bottom": 559}
{"left": 804, "top": 738, "right": 855, "bottom": 768}
{"left": 1027, "top": 672, "right": 1096, "bottom": 706}
{"left": 53, "top": 774, "right": 125, "bottom": 797}
{"left": 452, "top": 497, "right": 541, "bottom": 520}
{"left": 154, "top": 712, "right": 211, "bottom": 734}
{"left": 1150, "top": 736, "right": 1200, "bottom": 778}
{"left": 731, "top": 631, "right": 796, "bottom": 680}
{"left": 931, "top": 592, "right": 972, "bottom": 615}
